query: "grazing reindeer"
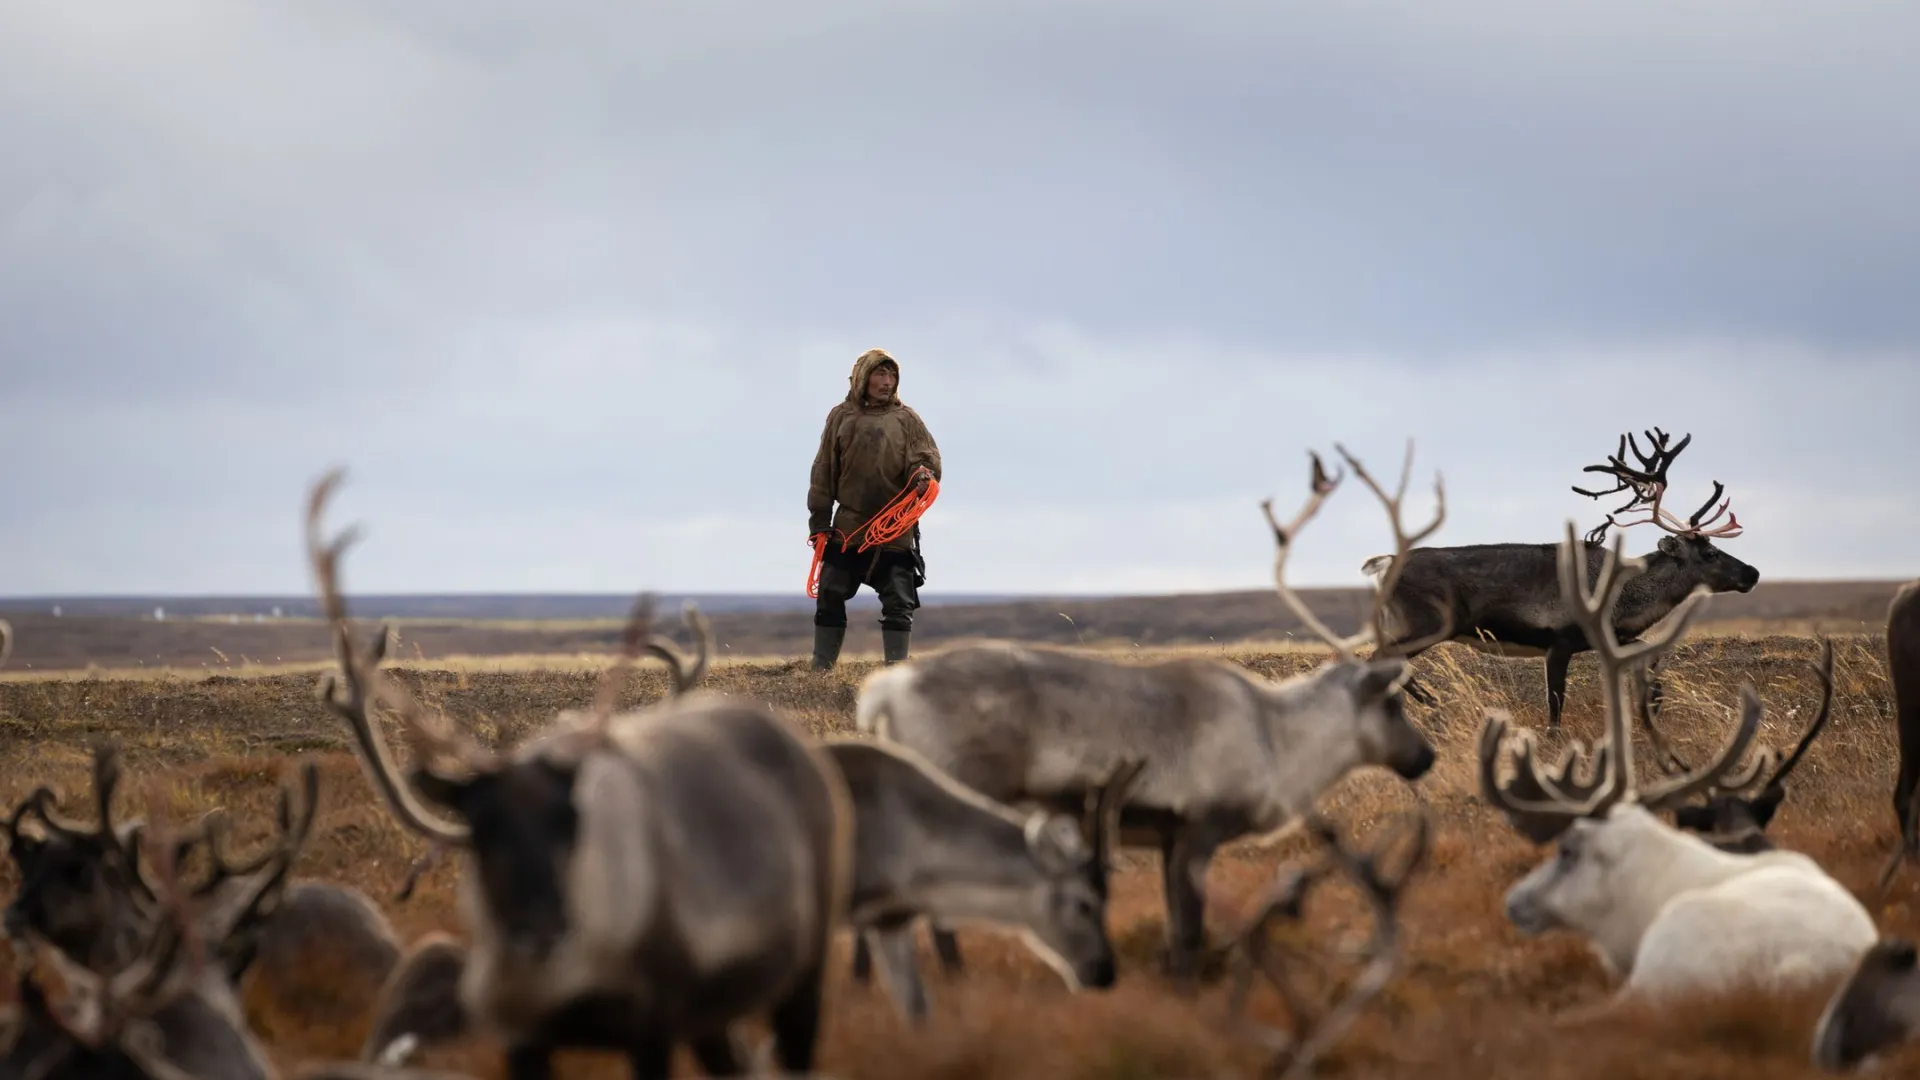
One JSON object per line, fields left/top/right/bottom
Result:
{"left": 1812, "top": 937, "right": 1920, "bottom": 1072}
{"left": 305, "top": 470, "right": 853, "bottom": 1080}
{"left": 1480, "top": 522, "right": 1876, "bottom": 1003}
{"left": 0, "top": 763, "right": 320, "bottom": 1080}
{"left": 829, "top": 740, "right": 1142, "bottom": 1022}
{"left": 2, "top": 747, "right": 401, "bottom": 1028}
{"left": 1659, "top": 636, "right": 1836, "bottom": 855}
{"left": 1877, "top": 579, "right": 1920, "bottom": 894}
{"left": 354, "top": 611, "right": 716, "bottom": 1066}
{"left": 1362, "top": 428, "right": 1758, "bottom": 727}
{"left": 856, "top": 442, "right": 1444, "bottom": 983}
{"left": 1, "top": 810, "right": 468, "bottom": 1080}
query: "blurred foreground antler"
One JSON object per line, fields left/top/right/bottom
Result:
{"left": 1220, "top": 807, "right": 1432, "bottom": 1079}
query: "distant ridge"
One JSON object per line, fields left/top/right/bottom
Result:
{"left": 0, "top": 591, "right": 1086, "bottom": 621}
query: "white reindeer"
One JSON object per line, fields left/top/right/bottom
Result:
{"left": 1480, "top": 521, "right": 1878, "bottom": 1004}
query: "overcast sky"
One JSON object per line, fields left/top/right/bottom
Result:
{"left": 3, "top": 1, "right": 1917, "bottom": 597}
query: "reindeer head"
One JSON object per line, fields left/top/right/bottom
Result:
{"left": 1479, "top": 523, "right": 1783, "bottom": 942}
{"left": 3, "top": 748, "right": 172, "bottom": 970}
{"left": 305, "top": 469, "right": 713, "bottom": 965}
{"left": 5, "top": 747, "right": 319, "bottom": 992}
{"left": 1260, "top": 442, "right": 1450, "bottom": 782}
{"left": 1573, "top": 427, "right": 1759, "bottom": 593}
{"left": 1014, "top": 759, "right": 1145, "bottom": 992}
{"left": 1813, "top": 937, "right": 1920, "bottom": 1072}
{"left": 1, "top": 780, "right": 300, "bottom": 1080}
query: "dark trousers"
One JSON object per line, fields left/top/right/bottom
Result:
{"left": 813, "top": 546, "right": 921, "bottom": 632}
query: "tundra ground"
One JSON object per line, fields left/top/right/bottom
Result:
{"left": 2, "top": 631, "right": 1917, "bottom": 1079}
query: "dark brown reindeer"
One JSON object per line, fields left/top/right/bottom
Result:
{"left": 305, "top": 469, "right": 853, "bottom": 1080}
{"left": 1812, "top": 937, "right": 1920, "bottom": 1072}
{"left": 2, "top": 746, "right": 402, "bottom": 1028}
{"left": 1, "top": 801, "right": 472, "bottom": 1080}
{"left": 1362, "top": 428, "right": 1758, "bottom": 728}
{"left": 1876, "top": 580, "right": 1920, "bottom": 895}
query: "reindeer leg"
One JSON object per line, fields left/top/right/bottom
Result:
{"left": 868, "top": 926, "right": 932, "bottom": 1024}
{"left": 930, "top": 920, "right": 964, "bottom": 975}
{"left": 689, "top": 1030, "right": 748, "bottom": 1076}
{"left": 768, "top": 962, "right": 828, "bottom": 1075}
{"left": 850, "top": 932, "right": 873, "bottom": 983}
{"left": 1545, "top": 642, "right": 1575, "bottom": 728}
{"left": 505, "top": 1043, "right": 555, "bottom": 1080}
{"left": 1160, "top": 824, "right": 1221, "bottom": 989}
{"left": 623, "top": 1036, "right": 674, "bottom": 1080}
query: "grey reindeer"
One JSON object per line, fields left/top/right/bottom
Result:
{"left": 829, "top": 738, "right": 1143, "bottom": 1022}
{"left": 1360, "top": 428, "right": 1758, "bottom": 728}
{"left": 304, "top": 469, "right": 853, "bottom": 1080}
{"left": 854, "top": 441, "right": 1447, "bottom": 984}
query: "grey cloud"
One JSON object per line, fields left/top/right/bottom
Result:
{"left": 1, "top": 2, "right": 1916, "bottom": 594}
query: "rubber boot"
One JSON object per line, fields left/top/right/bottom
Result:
{"left": 881, "top": 628, "right": 911, "bottom": 665}
{"left": 811, "top": 625, "right": 845, "bottom": 671}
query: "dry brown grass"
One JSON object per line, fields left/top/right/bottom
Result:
{"left": 2, "top": 631, "right": 1918, "bottom": 1078}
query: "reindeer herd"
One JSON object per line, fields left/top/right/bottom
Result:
{"left": 2, "top": 431, "right": 1919, "bottom": 1078}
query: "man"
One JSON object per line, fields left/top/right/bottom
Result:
{"left": 806, "top": 348, "right": 943, "bottom": 670}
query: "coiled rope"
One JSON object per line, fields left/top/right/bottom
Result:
{"left": 807, "top": 467, "right": 939, "bottom": 598}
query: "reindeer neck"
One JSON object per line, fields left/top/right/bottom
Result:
{"left": 1610, "top": 551, "right": 1702, "bottom": 638}
{"left": 1255, "top": 668, "right": 1365, "bottom": 826}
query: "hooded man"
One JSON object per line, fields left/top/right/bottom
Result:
{"left": 806, "top": 348, "right": 943, "bottom": 670}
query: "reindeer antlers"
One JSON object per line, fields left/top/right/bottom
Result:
{"left": 1477, "top": 522, "right": 1779, "bottom": 841}
{"left": 1222, "top": 807, "right": 1432, "bottom": 1080}
{"left": 307, "top": 470, "right": 476, "bottom": 847}
{"left": 1263, "top": 440, "right": 1447, "bottom": 663}
{"left": 1574, "top": 428, "right": 1743, "bottom": 544}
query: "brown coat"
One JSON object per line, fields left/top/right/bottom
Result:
{"left": 808, "top": 349, "right": 943, "bottom": 555}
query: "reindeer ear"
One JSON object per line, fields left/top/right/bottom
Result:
{"left": 1024, "top": 813, "right": 1086, "bottom": 875}
{"left": 1748, "top": 786, "right": 1786, "bottom": 829}
{"left": 1355, "top": 659, "right": 1409, "bottom": 703}
{"left": 1656, "top": 535, "right": 1684, "bottom": 556}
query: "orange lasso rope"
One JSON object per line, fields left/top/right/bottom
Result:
{"left": 807, "top": 467, "right": 940, "bottom": 598}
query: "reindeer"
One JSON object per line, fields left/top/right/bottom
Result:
{"left": 1480, "top": 521, "right": 1877, "bottom": 1004}
{"left": 1876, "top": 579, "right": 1920, "bottom": 894}
{"left": 855, "top": 442, "right": 1446, "bottom": 983}
{"left": 1, "top": 799, "right": 471, "bottom": 1080}
{"left": 0, "top": 761, "right": 319, "bottom": 1080}
{"left": 1811, "top": 937, "right": 1920, "bottom": 1072}
{"left": 1362, "top": 428, "right": 1758, "bottom": 728}
{"left": 304, "top": 470, "right": 853, "bottom": 1080}
{"left": 1659, "top": 636, "right": 1836, "bottom": 855}
{"left": 827, "top": 739, "right": 1142, "bottom": 1022}
{"left": 352, "top": 611, "right": 717, "bottom": 1067}
{"left": 2, "top": 746, "right": 402, "bottom": 1028}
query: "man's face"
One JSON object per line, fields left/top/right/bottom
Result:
{"left": 865, "top": 365, "right": 897, "bottom": 402}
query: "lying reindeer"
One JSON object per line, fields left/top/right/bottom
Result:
{"left": 827, "top": 739, "right": 1142, "bottom": 1022}
{"left": 3, "top": 746, "right": 402, "bottom": 1027}
{"left": 855, "top": 442, "right": 1447, "bottom": 983}
{"left": 306, "top": 469, "right": 853, "bottom": 1080}
{"left": 1812, "top": 937, "right": 1920, "bottom": 1072}
{"left": 1480, "top": 521, "right": 1877, "bottom": 1005}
